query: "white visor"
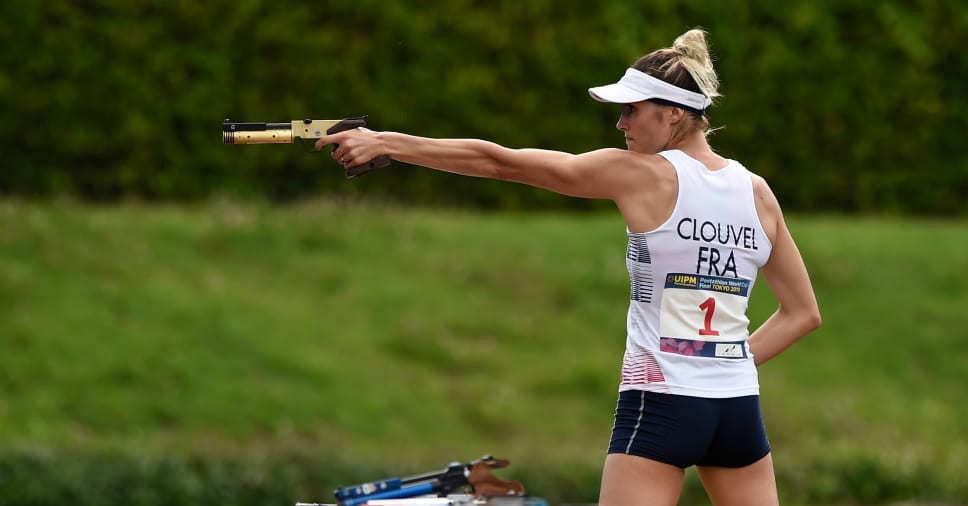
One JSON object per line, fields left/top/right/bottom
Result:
{"left": 588, "top": 68, "right": 712, "bottom": 113}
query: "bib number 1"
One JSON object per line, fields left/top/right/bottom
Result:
{"left": 698, "top": 297, "right": 720, "bottom": 336}
{"left": 660, "top": 273, "right": 752, "bottom": 344}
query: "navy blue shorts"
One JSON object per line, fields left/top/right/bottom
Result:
{"left": 607, "top": 390, "right": 771, "bottom": 468}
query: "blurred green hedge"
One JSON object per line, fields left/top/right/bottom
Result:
{"left": 0, "top": 449, "right": 333, "bottom": 506}
{"left": 1, "top": 0, "right": 965, "bottom": 213}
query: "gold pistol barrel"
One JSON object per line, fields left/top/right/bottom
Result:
{"left": 223, "top": 129, "right": 294, "bottom": 144}
{"left": 222, "top": 120, "right": 294, "bottom": 144}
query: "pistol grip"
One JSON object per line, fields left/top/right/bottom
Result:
{"left": 345, "top": 155, "right": 392, "bottom": 178}
{"left": 326, "top": 116, "right": 391, "bottom": 178}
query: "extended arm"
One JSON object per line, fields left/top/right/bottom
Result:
{"left": 316, "top": 129, "right": 655, "bottom": 200}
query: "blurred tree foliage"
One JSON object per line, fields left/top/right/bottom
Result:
{"left": 1, "top": 0, "right": 965, "bottom": 214}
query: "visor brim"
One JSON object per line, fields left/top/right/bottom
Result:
{"left": 587, "top": 83, "right": 649, "bottom": 104}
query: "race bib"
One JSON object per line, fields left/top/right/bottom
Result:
{"left": 658, "top": 273, "right": 752, "bottom": 358}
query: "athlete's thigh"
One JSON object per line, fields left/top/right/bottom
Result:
{"left": 599, "top": 453, "right": 685, "bottom": 506}
{"left": 696, "top": 453, "right": 778, "bottom": 506}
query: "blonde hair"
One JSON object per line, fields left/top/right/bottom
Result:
{"left": 632, "top": 28, "right": 721, "bottom": 133}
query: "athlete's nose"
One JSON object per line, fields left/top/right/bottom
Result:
{"left": 616, "top": 114, "right": 629, "bottom": 131}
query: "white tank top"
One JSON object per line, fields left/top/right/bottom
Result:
{"left": 620, "top": 149, "right": 773, "bottom": 398}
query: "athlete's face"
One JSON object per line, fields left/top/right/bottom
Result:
{"left": 616, "top": 100, "right": 675, "bottom": 154}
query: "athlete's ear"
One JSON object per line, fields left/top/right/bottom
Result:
{"left": 667, "top": 106, "right": 687, "bottom": 124}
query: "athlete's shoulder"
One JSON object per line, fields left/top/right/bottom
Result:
{"left": 729, "top": 162, "right": 771, "bottom": 198}
{"left": 579, "top": 148, "right": 674, "bottom": 178}
{"left": 585, "top": 147, "right": 666, "bottom": 163}
{"left": 744, "top": 171, "right": 778, "bottom": 207}
{"left": 739, "top": 167, "right": 782, "bottom": 245}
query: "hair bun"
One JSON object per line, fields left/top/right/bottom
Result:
{"left": 669, "top": 28, "right": 719, "bottom": 99}
{"left": 672, "top": 29, "right": 712, "bottom": 66}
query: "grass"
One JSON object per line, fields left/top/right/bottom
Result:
{"left": 0, "top": 198, "right": 966, "bottom": 504}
